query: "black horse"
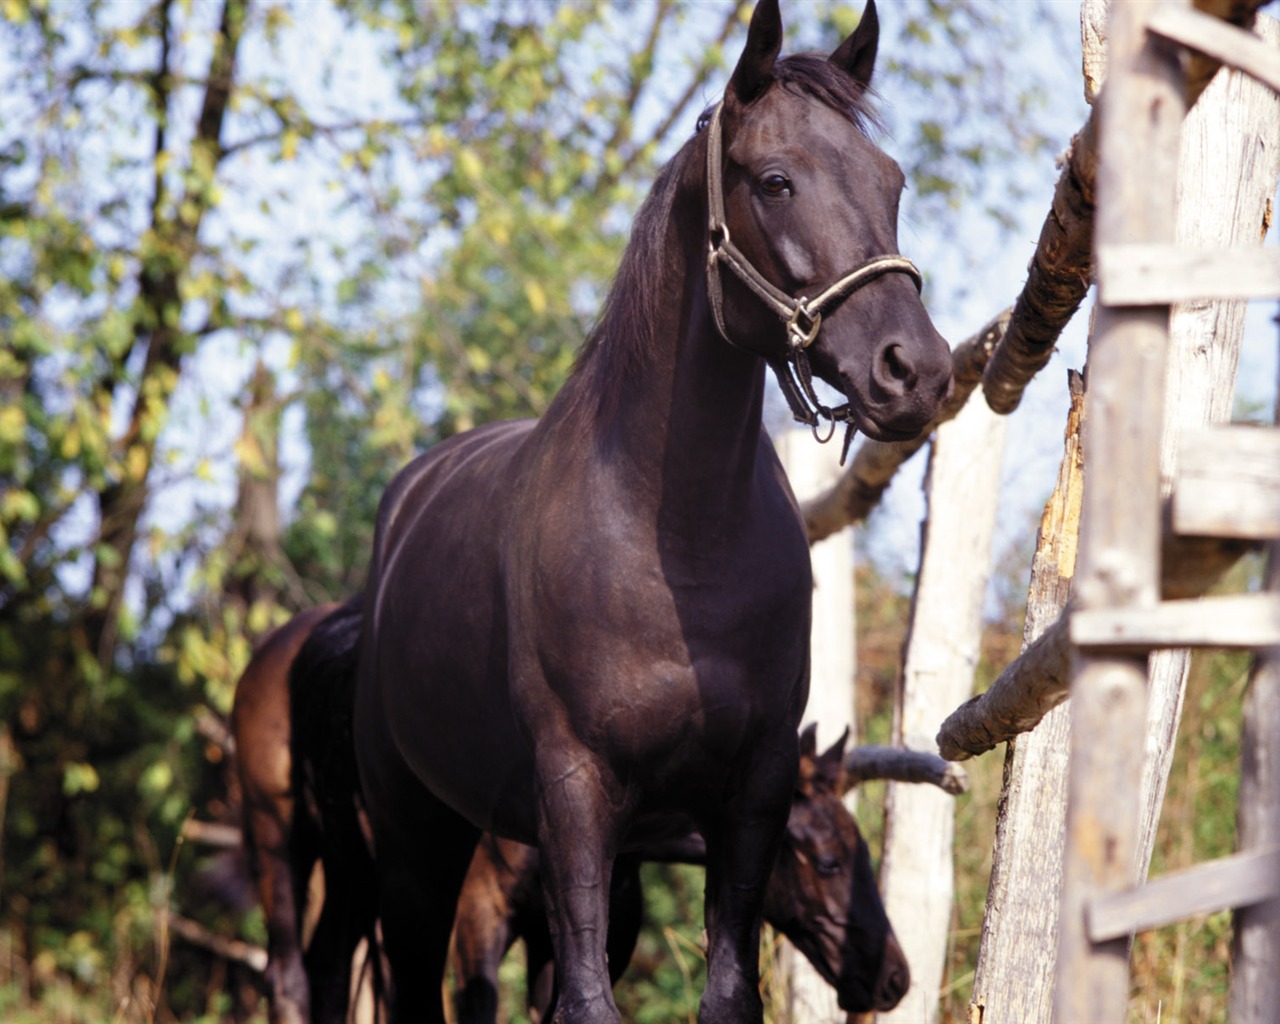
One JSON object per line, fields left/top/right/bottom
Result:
{"left": 350, "top": 2, "right": 951, "bottom": 1020}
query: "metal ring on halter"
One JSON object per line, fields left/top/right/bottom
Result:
{"left": 811, "top": 415, "right": 837, "bottom": 444}
{"left": 709, "top": 221, "right": 730, "bottom": 256}
{"left": 786, "top": 303, "right": 822, "bottom": 351}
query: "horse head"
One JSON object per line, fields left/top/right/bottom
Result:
{"left": 762, "top": 723, "right": 909, "bottom": 1013}
{"left": 707, "top": 0, "right": 952, "bottom": 442}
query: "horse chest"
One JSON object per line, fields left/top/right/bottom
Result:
{"left": 511, "top": 510, "right": 812, "bottom": 767}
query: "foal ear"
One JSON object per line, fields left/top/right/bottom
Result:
{"left": 816, "top": 726, "right": 850, "bottom": 789}
{"left": 728, "top": 0, "right": 783, "bottom": 106}
{"left": 830, "top": 0, "right": 879, "bottom": 90}
{"left": 821, "top": 725, "right": 851, "bottom": 764}
{"left": 798, "top": 721, "right": 819, "bottom": 759}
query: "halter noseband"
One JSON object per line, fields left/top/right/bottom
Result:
{"left": 704, "top": 101, "right": 923, "bottom": 457}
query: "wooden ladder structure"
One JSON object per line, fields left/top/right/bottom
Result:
{"left": 1057, "top": 1, "right": 1280, "bottom": 1019}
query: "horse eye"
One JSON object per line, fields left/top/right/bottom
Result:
{"left": 760, "top": 173, "right": 792, "bottom": 197}
{"left": 815, "top": 854, "right": 842, "bottom": 876}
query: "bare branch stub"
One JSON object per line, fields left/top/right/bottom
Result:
{"left": 842, "top": 745, "right": 970, "bottom": 795}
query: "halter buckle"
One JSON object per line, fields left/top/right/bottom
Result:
{"left": 787, "top": 302, "right": 822, "bottom": 351}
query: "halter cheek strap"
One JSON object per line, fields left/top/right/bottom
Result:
{"left": 704, "top": 101, "right": 922, "bottom": 457}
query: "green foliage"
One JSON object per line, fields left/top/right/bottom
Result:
{"left": 1126, "top": 645, "right": 1249, "bottom": 1024}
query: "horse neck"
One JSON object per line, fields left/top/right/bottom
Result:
{"left": 603, "top": 216, "right": 768, "bottom": 534}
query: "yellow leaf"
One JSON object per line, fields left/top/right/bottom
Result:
{"left": 61, "top": 424, "right": 81, "bottom": 459}
{"left": 457, "top": 147, "right": 483, "bottom": 183}
{"left": 234, "top": 433, "right": 266, "bottom": 475}
{"left": 373, "top": 367, "right": 392, "bottom": 392}
{"left": 284, "top": 307, "right": 304, "bottom": 333}
{"left": 1, "top": 489, "right": 38, "bottom": 523}
{"left": 63, "top": 761, "right": 100, "bottom": 796}
{"left": 126, "top": 444, "right": 149, "bottom": 482}
{"left": 281, "top": 128, "right": 299, "bottom": 161}
{"left": 2, "top": 0, "right": 29, "bottom": 24}
{"left": 524, "top": 280, "right": 548, "bottom": 316}
{"left": 0, "top": 404, "right": 24, "bottom": 444}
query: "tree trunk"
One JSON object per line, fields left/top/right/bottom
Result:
{"left": 84, "top": 0, "right": 248, "bottom": 666}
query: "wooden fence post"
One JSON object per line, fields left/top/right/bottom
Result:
{"left": 967, "top": 372, "right": 1083, "bottom": 1024}
{"left": 1055, "top": 2, "right": 1186, "bottom": 1018}
{"left": 776, "top": 429, "right": 856, "bottom": 1022}
{"left": 877, "top": 394, "right": 1006, "bottom": 1024}
{"left": 1231, "top": 542, "right": 1280, "bottom": 1018}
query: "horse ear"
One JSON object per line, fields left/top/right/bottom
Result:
{"left": 830, "top": 0, "right": 879, "bottom": 91}
{"left": 821, "top": 726, "right": 851, "bottom": 764}
{"left": 798, "top": 721, "right": 818, "bottom": 759}
{"left": 817, "top": 726, "right": 850, "bottom": 788}
{"left": 728, "top": 0, "right": 783, "bottom": 106}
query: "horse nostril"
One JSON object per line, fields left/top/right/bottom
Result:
{"left": 875, "top": 342, "right": 918, "bottom": 395}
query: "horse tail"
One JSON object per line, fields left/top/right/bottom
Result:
{"left": 288, "top": 597, "right": 385, "bottom": 1018}
{"left": 289, "top": 595, "right": 364, "bottom": 837}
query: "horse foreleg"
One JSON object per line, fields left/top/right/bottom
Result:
{"left": 522, "top": 851, "right": 638, "bottom": 1023}
{"left": 698, "top": 751, "right": 796, "bottom": 1024}
{"left": 535, "top": 748, "right": 622, "bottom": 1024}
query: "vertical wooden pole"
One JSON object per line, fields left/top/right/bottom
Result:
{"left": 968, "top": 372, "right": 1083, "bottom": 1024}
{"left": 1231, "top": 303, "right": 1280, "bottom": 1018}
{"left": 776, "top": 429, "right": 856, "bottom": 1022}
{"left": 878, "top": 395, "right": 1006, "bottom": 1024}
{"left": 1055, "top": 3, "right": 1186, "bottom": 1020}
{"left": 1230, "top": 536, "right": 1280, "bottom": 1019}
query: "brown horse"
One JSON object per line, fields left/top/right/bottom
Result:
{"left": 351, "top": 1, "right": 951, "bottom": 1020}
{"left": 233, "top": 601, "right": 375, "bottom": 1024}
{"left": 235, "top": 606, "right": 908, "bottom": 1022}
{"left": 233, "top": 603, "right": 340, "bottom": 1024}
{"left": 452, "top": 725, "right": 908, "bottom": 1023}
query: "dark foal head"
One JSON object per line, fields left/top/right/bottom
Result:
{"left": 711, "top": 0, "right": 952, "bottom": 441}
{"left": 762, "top": 724, "right": 908, "bottom": 1013}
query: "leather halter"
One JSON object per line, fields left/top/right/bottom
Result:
{"left": 704, "top": 101, "right": 922, "bottom": 455}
